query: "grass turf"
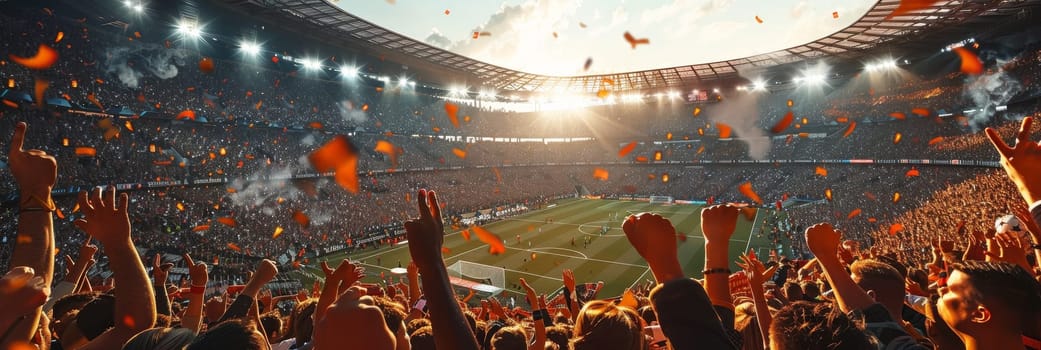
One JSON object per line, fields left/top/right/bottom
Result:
{"left": 302, "top": 198, "right": 784, "bottom": 299}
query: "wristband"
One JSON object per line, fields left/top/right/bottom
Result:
{"left": 702, "top": 268, "right": 731, "bottom": 275}
{"left": 19, "top": 194, "right": 56, "bottom": 213}
{"left": 190, "top": 285, "right": 206, "bottom": 294}
{"left": 1031, "top": 244, "right": 1041, "bottom": 250}
{"left": 532, "top": 310, "right": 543, "bottom": 321}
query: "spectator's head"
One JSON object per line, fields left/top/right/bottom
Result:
{"left": 406, "top": 318, "right": 431, "bottom": 336}
{"left": 371, "top": 296, "right": 408, "bottom": 350}
{"left": 734, "top": 301, "right": 765, "bottom": 350}
{"left": 850, "top": 259, "right": 905, "bottom": 317}
{"left": 122, "top": 327, "right": 196, "bottom": 350}
{"left": 940, "top": 261, "right": 1041, "bottom": 341}
{"left": 800, "top": 281, "right": 820, "bottom": 301}
{"left": 285, "top": 298, "right": 317, "bottom": 343}
{"left": 259, "top": 312, "right": 282, "bottom": 341}
{"left": 545, "top": 325, "right": 572, "bottom": 350}
{"left": 490, "top": 325, "right": 528, "bottom": 350}
{"left": 769, "top": 301, "right": 874, "bottom": 350}
{"left": 409, "top": 325, "right": 435, "bottom": 350}
{"left": 571, "top": 300, "right": 645, "bottom": 350}
{"left": 187, "top": 319, "right": 268, "bottom": 350}
{"left": 50, "top": 291, "right": 101, "bottom": 340}
{"left": 782, "top": 282, "right": 804, "bottom": 302}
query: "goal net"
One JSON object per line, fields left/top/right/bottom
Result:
{"left": 648, "top": 196, "right": 674, "bottom": 205}
{"left": 447, "top": 260, "right": 506, "bottom": 291}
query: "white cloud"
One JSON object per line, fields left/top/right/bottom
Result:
{"left": 424, "top": 27, "right": 452, "bottom": 48}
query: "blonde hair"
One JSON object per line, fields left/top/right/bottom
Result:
{"left": 571, "top": 300, "right": 646, "bottom": 350}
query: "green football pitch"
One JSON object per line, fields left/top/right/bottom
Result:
{"left": 302, "top": 198, "right": 784, "bottom": 299}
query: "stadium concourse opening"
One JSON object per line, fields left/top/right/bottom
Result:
{"left": 1, "top": 0, "right": 1040, "bottom": 349}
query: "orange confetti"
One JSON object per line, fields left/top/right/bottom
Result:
{"left": 952, "top": 47, "right": 983, "bottom": 75}
{"left": 622, "top": 31, "right": 649, "bottom": 49}
{"left": 654, "top": 150, "right": 663, "bottom": 161}
{"left": 661, "top": 173, "right": 669, "bottom": 183}
{"left": 887, "top": 0, "right": 942, "bottom": 18}
{"left": 471, "top": 225, "right": 506, "bottom": 255}
{"left": 198, "top": 57, "right": 215, "bottom": 73}
{"left": 309, "top": 122, "right": 323, "bottom": 129}
{"left": 124, "top": 120, "right": 134, "bottom": 132}
{"left": 227, "top": 243, "right": 242, "bottom": 252}
{"left": 87, "top": 92, "right": 104, "bottom": 110}
{"left": 596, "top": 89, "right": 611, "bottom": 99}
{"left": 911, "top": 108, "right": 930, "bottom": 117}
{"left": 832, "top": 11, "right": 839, "bottom": 18}
{"left": 273, "top": 226, "right": 285, "bottom": 239}
{"left": 444, "top": 102, "right": 460, "bottom": 128}
{"left": 815, "top": 166, "right": 828, "bottom": 177}
{"left": 255, "top": 100, "right": 263, "bottom": 110}
{"left": 444, "top": 9, "right": 450, "bottom": 15}
{"left": 666, "top": 132, "right": 673, "bottom": 141}
{"left": 593, "top": 168, "right": 609, "bottom": 181}
{"left": 842, "top": 121, "right": 857, "bottom": 138}
{"left": 738, "top": 182, "right": 763, "bottom": 205}
{"left": 890, "top": 112, "right": 906, "bottom": 120}
{"left": 442, "top": 247, "right": 452, "bottom": 254}
{"left": 34, "top": 78, "right": 49, "bottom": 107}
{"left": 2, "top": 100, "right": 17, "bottom": 108}
{"left": 755, "top": 15, "right": 764, "bottom": 23}
{"left": 175, "top": 110, "right": 196, "bottom": 120}
{"left": 825, "top": 188, "right": 833, "bottom": 201}
{"left": 9, "top": 44, "right": 58, "bottom": 70}
{"left": 717, "top": 123, "right": 732, "bottom": 139}
{"left": 462, "top": 228, "right": 472, "bottom": 241}
{"left": 893, "top": 132, "right": 902, "bottom": 144}
{"left": 906, "top": 168, "right": 920, "bottom": 177}
{"left": 292, "top": 212, "right": 310, "bottom": 229}
{"left": 216, "top": 217, "right": 237, "bottom": 227}
{"left": 928, "top": 137, "right": 944, "bottom": 146}
{"left": 864, "top": 192, "right": 877, "bottom": 201}
{"left": 176, "top": 202, "right": 185, "bottom": 211}
{"left": 452, "top": 148, "right": 467, "bottom": 159}
{"left": 635, "top": 156, "right": 649, "bottom": 162}
{"left": 693, "top": 107, "right": 701, "bottom": 117}
{"left": 492, "top": 167, "right": 503, "bottom": 183}
{"left": 74, "top": 147, "right": 97, "bottom": 157}
{"left": 786, "top": 99, "right": 794, "bottom": 107}
{"left": 888, "top": 223, "right": 905, "bottom": 236}
{"left": 847, "top": 209, "right": 862, "bottom": 219}
{"left": 771, "top": 111, "right": 794, "bottom": 133}
{"left": 868, "top": 217, "right": 878, "bottom": 223}
{"left": 618, "top": 142, "right": 637, "bottom": 157}
{"left": 836, "top": 117, "right": 850, "bottom": 124}
{"left": 55, "top": 31, "right": 64, "bottom": 43}
{"left": 374, "top": 140, "right": 396, "bottom": 156}
{"left": 192, "top": 225, "right": 210, "bottom": 232}
{"left": 309, "top": 135, "right": 360, "bottom": 193}
{"left": 893, "top": 192, "right": 901, "bottom": 203}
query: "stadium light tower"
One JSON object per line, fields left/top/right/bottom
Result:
{"left": 340, "top": 65, "right": 358, "bottom": 78}
{"left": 239, "top": 41, "right": 261, "bottom": 56}
{"left": 176, "top": 20, "right": 203, "bottom": 40}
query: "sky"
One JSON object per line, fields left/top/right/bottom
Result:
{"left": 336, "top": 0, "right": 877, "bottom": 76}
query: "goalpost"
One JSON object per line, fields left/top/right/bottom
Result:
{"left": 648, "top": 196, "right": 674, "bottom": 205}
{"left": 447, "top": 260, "right": 507, "bottom": 291}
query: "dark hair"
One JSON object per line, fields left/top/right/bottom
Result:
{"left": 51, "top": 292, "right": 102, "bottom": 322}
{"left": 371, "top": 296, "right": 407, "bottom": 334}
{"left": 122, "top": 327, "right": 196, "bottom": 350}
{"left": 260, "top": 312, "right": 283, "bottom": 340}
{"left": 545, "top": 325, "right": 572, "bottom": 350}
{"left": 953, "top": 261, "right": 1041, "bottom": 323}
{"left": 571, "top": 300, "right": 644, "bottom": 350}
{"left": 409, "top": 325, "right": 436, "bottom": 350}
{"left": 770, "top": 302, "right": 874, "bottom": 350}
{"left": 76, "top": 294, "right": 116, "bottom": 340}
{"left": 800, "top": 281, "right": 821, "bottom": 301}
{"left": 490, "top": 325, "right": 528, "bottom": 350}
{"left": 285, "top": 298, "right": 317, "bottom": 344}
{"left": 638, "top": 305, "right": 656, "bottom": 324}
{"left": 406, "top": 318, "right": 431, "bottom": 336}
{"left": 783, "top": 282, "right": 804, "bottom": 301}
{"left": 187, "top": 319, "right": 267, "bottom": 350}
{"left": 155, "top": 314, "right": 172, "bottom": 328}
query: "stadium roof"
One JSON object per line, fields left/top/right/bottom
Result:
{"left": 222, "top": 0, "right": 1033, "bottom": 93}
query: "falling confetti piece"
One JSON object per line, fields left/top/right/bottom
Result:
{"left": 273, "top": 226, "right": 285, "bottom": 239}
{"left": 176, "top": 203, "right": 185, "bottom": 211}
{"left": 906, "top": 168, "right": 920, "bottom": 177}
{"left": 911, "top": 108, "right": 930, "bottom": 117}
{"left": 738, "top": 182, "right": 763, "bottom": 205}
{"left": 593, "top": 168, "right": 609, "bottom": 181}
{"left": 864, "top": 192, "right": 877, "bottom": 201}
{"left": 693, "top": 107, "right": 701, "bottom": 117}
{"left": 198, "top": 57, "right": 215, "bottom": 73}
{"left": 825, "top": 188, "right": 833, "bottom": 201}
{"left": 596, "top": 89, "right": 611, "bottom": 99}
{"left": 842, "top": 121, "right": 857, "bottom": 138}
{"left": 654, "top": 150, "right": 663, "bottom": 161}
{"left": 771, "top": 111, "right": 794, "bottom": 133}
{"left": 623, "top": 31, "right": 649, "bottom": 49}
{"left": 868, "top": 217, "right": 878, "bottom": 223}
{"left": 124, "top": 120, "right": 134, "bottom": 132}
{"left": 887, "top": 0, "right": 942, "bottom": 19}
{"left": 890, "top": 112, "right": 906, "bottom": 120}
{"left": 227, "top": 243, "right": 242, "bottom": 251}
{"left": 444, "top": 9, "right": 450, "bottom": 15}
{"left": 175, "top": 110, "right": 196, "bottom": 120}
{"left": 847, "top": 209, "right": 862, "bottom": 219}
{"left": 9, "top": 44, "right": 58, "bottom": 70}
{"left": 661, "top": 173, "right": 669, "bottom": 183}
{"left": 952, "top": 47, "right": 983, "bottom": 75}
{"left": 786, "top": 99, "right": 794, "bottom": 107}
{"left": 833, "top": 11, "right": 839, "bottom": 18}
{"left": 217, "top": 217, "right": 237, "bottom": 227}
{"left": 462, "top": 228, "right": 472, "bottom": 241}
{"left": 928, "top": 137, "right": 944, "bottom": 146}
{"left": 836, "top": 117, "right": 849, "bottom": 124}
{"left": 552, "top": 32, "right": 558, "bottom": 38}
{"left": 309, "top": 121, "right": 323, "bottom": 129}
{"left": 87, "top": 92, "right": 104, "bottom": 110}
{"left": 888, "top": 223, "right": 905, "bottom": 235}
{"left": 893, "top": 132, "right": 902, "bottom": 144}
{"left": 34, "top": 79, "right": 49, "bottom": 108}
{"left": 815, "top": 166, "right": 828, "bottom": 177}
{"left": 452, "top": 148, "right": 467, "bottom": 159}
{"left": 717, "top": 123, "right": 733, "bottom": 139}
{"left": 309, "top": 135, "right": 360, "bottom": 193}
{"left": 618, "top": 142, "right": 637, "bottom": 157}
{"left": 471, "top": 225, "right": 506, "bottom": 254}
{"left": 442, "top": 247, "right": 451, "bottom": 254}
{"left": 55, "top": 31, "right": 64, "bottom": 43}
{"left": 893, "top": 192, "right": 901, "bottom": 203}
{"left": 74, "top": 147, "right": 96, "bottom": 157}
{"left": 755, "top": 15, "right": 764, "bottom": 23}
{"left": 635, "top": 156, "right": 649, "bottom": 162}
{"left": 583, "top": 58, "right": 593, "bottom": 71}
{"left": 444, "top": 102, "right": 460, "bottom": 128}
{"left": 579, "top": 22, "right": 587, "bottom": 28}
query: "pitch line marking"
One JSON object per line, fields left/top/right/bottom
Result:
{"left": 504, "top": 246, "right": 647, "bottom": 269}
{"left": 529, "top": 247, "right": 589, "bottom": 259}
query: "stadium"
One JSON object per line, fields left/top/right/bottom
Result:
{"left": 0, "top": 0, "right": 1040, "bottom": 349}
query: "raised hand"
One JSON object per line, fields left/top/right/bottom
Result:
{"left": 986, "top": 233, "right": 1031, "bottom": 271}
{"left": 986, "top": 117, "right": 1041, "bottom": 204}
{"left": 622, "top": 213, "right": 683, "bottom": 283}
{"left": 184, "top": 254, "right": 208, "bottom": 286}
{"left": 562, "top": 269, "right": 576, "bottom": 293}
{"left": 79, "top": 237, "right": 98, "bottom": 262}
{"left": 701, "top": 204, "right": 740, "bottom": 242}
{"left": 314, "top": 286, "right": 396, "bottom": 350}
{"left": 736, "top": 252, "right": 767, "bottom": 286}
{"left": 0, "top": 267, "right": 50, "bottom": 320}
{"left": 519, "top": 278, "right": 537, "bottom": 308}
{"left": 152, "top": 254, "right": 174, "bottom": 285}
{"left": 9, "top": 122, "right": 57, "bottom": 198}
{"left": 404, "top": 189, "right": 445, "bottom": 269}
{"left": 805, "top": 223, "right": 842, "bottom": 262}
{"left": 74, "top": 187, "right": 131, "bottom": 245}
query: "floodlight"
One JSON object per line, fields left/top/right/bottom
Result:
{"left": 667, "top": 90, "right": 680, "bottom": 99}
{"left": 398, "top": 77, "right": 409, "bottom": 87}
{"left": 712, "top": 88, "right": 720, "bottom": 93}
{"left": 340, "top": 65, "right": 358, "bottom": 77}
{"left": 239, "top": 41, "right": 261, "bottom": 56}
{"left": 752, "top": 80, "right": 767, "bottom": 90}
{"left": 176, "top": 21, "right": 202, "bottom": 39}
{"left": 301, "top": 58, "right": 322, "bottom": 71}
{"left": 132, "top": 4, "right": 144, "bottom": 12}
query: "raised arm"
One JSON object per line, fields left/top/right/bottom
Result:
{"left": 181, "top": 253, "right": 208, "bottom": 334}
{"left": 218, "top": 259, "right": 278, "bottom": 324}
{"left": 737, "top": 252, "right": 771, "bottom": 349}
{"left": 76, "top": 187, "right": 156, "bottom": 350}
{"left": 45, "top": 239, "right": 97, "bottom": 312}
{"left": 702, "top": 205, "right": 740, "bottom": 310}
{"left": 151, "top": 254, "right": 174, "bottom": 316}
{"left": 520, "top": 278, "right": 546, "bottom": 350}
{"left": 3, "top": 122, "right": 57, "bottom": 346}
{"left": 985, "top": 117, "right": 1041, "bottom": 208}
{"left": 804, "top": 223, "right": 875, "bottom": 313}
{"left": 0, "top": 267, "right": 49, "bottom": 344}
{"left": 406, "top": 261, "right": 421, "bottom": 306}
{"left": 404, "top": 189, "right": 479, "bottom": 350}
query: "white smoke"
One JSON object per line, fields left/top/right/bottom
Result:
{"left": 102, "top": 44, "right": 190, "bottom": 89}
{"left": 963, "top": 67, "right": 1022, "bottom": 130}
{"left": 337, "top": 101, "right": 369, "bottom": 124}
{"left": 708, "top": 94, "right": 772, "bottom": 159}
{"left": 227, "top": 166, "right": 302, "bottom": 207}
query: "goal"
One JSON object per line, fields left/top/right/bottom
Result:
{"left": 648, "top": 196, "right": 674, "bottom": 205}
{"left": 447, "top": 260, "right": 506, "bottom": 291}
